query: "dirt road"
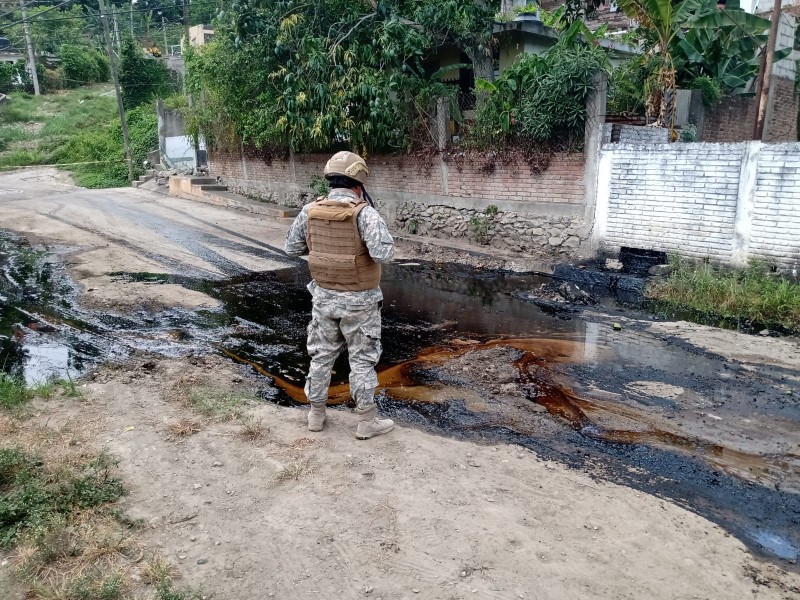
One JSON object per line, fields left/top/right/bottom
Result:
{"left": 1, "top": 168, "right": 799, "bottom": 599}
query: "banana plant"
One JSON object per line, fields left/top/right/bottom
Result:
{"left": 675, "top": 0, "right": 790, "bottom": 93}
{"left": 614, "top": 0, "right": 703, "bottom": 130}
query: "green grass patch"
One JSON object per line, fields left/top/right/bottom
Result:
{"left": 0, "top": 85, "right": 157, "bottom": 187}
{"left": 185, "top": 386, "right": 256, "bottom": 420}
{"left": 0, "top": 374, "right": 33, "bottom": 409}
{"left": 647, "top": 257, "right": 800, "bottom": 332}
{"left": 0, "top": 447, "right": 126, "bottom": 546}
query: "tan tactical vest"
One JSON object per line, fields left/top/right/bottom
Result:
{"left": 306, "top": 197, "right": 381, "bottom": 291}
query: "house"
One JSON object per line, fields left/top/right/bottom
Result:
{"left": 188, "top": 24, "right": 214, "bottom": 47}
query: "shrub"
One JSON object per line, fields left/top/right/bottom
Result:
{"left": 58, "top": 45, "right": 109, "bottom": 87}
{"left": 41, "top": 67, "right": 66, "bottom": 93}
{"left": 688, "top": 76, "right": 722, "bottom": 107}
{"left": 0, "top": 62, "right": 15, "bottom": 93}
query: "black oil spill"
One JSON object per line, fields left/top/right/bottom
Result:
{"left": 1, "top": 231, "right": 799, "bottom": 567}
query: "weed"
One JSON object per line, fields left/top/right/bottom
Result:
{"left": 239, "top": 416, "right": 266, "bottom": 442}
{"left": 647, "top": 257, "right": 800, "bottom": 332}
{"left": 185, "top": 386, "right": 255, "bottom": 421}
{"left": 484, "top": 204, "right": 499, "bottom": 216}
{"left": 273, "top": 459, "right": 313, "bottom": 483}
{"left": 0, "top": 374, "right": 33, "bottom": 409}
{"left": 60, "top": 372, "right": 82, "bottom": 398}
{"left": 0, "top": 447, "right": 126, "bottom": 546}
{"left": 155, "top": 581, "right": 206, "bottom": 600}
{"left": 166, "top": 419, "right": 202, "bottom": 439}
{"left": 30, "top": 380, "right": 56, "bottom": 399}
{"left": 141, "top": 553, "right": 180, "bottom": 586}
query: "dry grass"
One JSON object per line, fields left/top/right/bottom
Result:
{"left": 273, "top": 459, "right": 313, "bottom": 484}
{"left": 238, "top": 416, "right": 267, "bottom": 442}
{"left": 141, "top": 553, "right": 180, "bottom": 587}
{"left": 166, "top": 419, "right": 202, "bottom": 440}
{"left": 282, "top": 437, "right": 320, "bottom": 457}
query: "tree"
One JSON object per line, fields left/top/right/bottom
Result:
{"left": 119, "top": 34, "right": 174, "bottom": 108}
{"left": 614, "top": 0, "right": 703, "bottom": 129}
{"left": 187, "top": 0, "right": 498, "bottom": 153}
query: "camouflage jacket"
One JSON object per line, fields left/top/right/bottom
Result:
{"left": 284, "top": 188, "right": 395, "bottom": 306}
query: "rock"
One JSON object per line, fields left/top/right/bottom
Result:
{"left": 563, "top": 236, "right": 581, "bottom": 248}
{"left": 613, "top": 323, "right": 623, "bottom": 331}
{"left": 548, "top": 237, "right": 563, "bottom": 247}
{"left": 412, "top": 589, "right": 420, "bottom": 594}
{"left": 193, "top": 484, "right": 202, "bottom": 490}
{"left": 759, "top": 329, "right": 770, "bottom": 337}
{"left": 604, "top": 258, "right": 623, "bottom": 271}
{"left": 178, "top": 555, "right": 187, "bottom": 560}
{"left": 212, "top": 461, "right": 223, "bottom": 467}
{"left": 197, "top": 558, "right": 208, "bottom": 565}
{"left": 648, "top": 264, "right": 672, "bottom": 276}
{"left": 148, "top": 516, "right": 161, "bottom": 528}
{"left": 190, "top": 536, "right": 197, "bottom": 542}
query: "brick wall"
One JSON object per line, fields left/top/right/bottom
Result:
{"left": 750, "top": 144, "right": 800, "bottom": 265}
{"left": 702, "top": 77, "right": 798, "bottom": 143}
{"left": 208, "top": 150, "right": 591, "bottom": 258}
{"left": 595, "top": 141, "right": 800, "bottom": 270}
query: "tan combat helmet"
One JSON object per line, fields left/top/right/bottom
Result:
{"left": 323, "top": 151, "right": 369, "bottom": 184}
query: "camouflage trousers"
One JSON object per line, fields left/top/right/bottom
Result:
{"left": 304, "top": 300, "right": 382, "bottom": 410}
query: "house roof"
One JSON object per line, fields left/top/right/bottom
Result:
{"left": 493, "top": 19, "right": 640, "bottom": 58}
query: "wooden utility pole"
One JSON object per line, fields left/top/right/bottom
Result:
{"left": 112, "top": 7, "right": 121, "bottom": 51}
{"left": 162, "top": 15, "right": 168, "bottom": 53}
{"left": 754, "top": 0, "right": 782, "bottom": 140}
{"left": 19, "top": 0, "right": 40, "bottom": 96}
{"left": 99, "top": 0, "right": 134, "bottom": 183}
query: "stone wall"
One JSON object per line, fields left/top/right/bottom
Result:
{"left": 209, "top": 150, "right": 591, "bottom": 258}
{"left": 594, "top": 141, "right": 800, "bottom": 270}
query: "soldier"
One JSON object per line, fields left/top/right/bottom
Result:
{"left": 284, "top": 151, "right": 395, "bottom": 439}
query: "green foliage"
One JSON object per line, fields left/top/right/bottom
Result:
{"left": 648, "top": 257, "right": 800, "bottom": 332}
{"left": 310, "top": 175, "right": 329, "bottom": 196}
{"left": 675, "top": 0, "right": 776, "bottom": 92}
{"left": 58, "top": 45, "right": 110, "bottom": 88}
{"left": 186, "top": 0, "right": 497, "bottom": 153}
{"left": 185, "top": 386, "right": 255, "bottom": 420}
{"left": 0, "top": 62, "right": 15, "bottom": 94}
{"left": 469, "top": 37, "right": 609, "bottom": 149}
{"left": 688, "top": 75, "right": 721, "bottom": 106}
{"left": 0, "top": 447, "right": 126, "bottom": 546}
{"left": 120, "top": 35, "right": 175, "bottom": 109}
{"left": 608, "top": 54, "right": 661, "bottom": 116}
{"left": 0, "top": 374, "right": 33, "bottom": 409}
{"left": 679, "top": 122, "right": 697, "bottom": 141}
{"left": 41, "top": 67, "right": 67, "bottom": 93}
{"left": 5, "top": 5, "right": 87, "bottom": 56}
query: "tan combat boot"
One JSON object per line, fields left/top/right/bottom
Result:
{"left": 355, "top": 405, "right": 394, "bottom": 440}
{"left": 307, "top": 403, "right": 326, "bottom": 432}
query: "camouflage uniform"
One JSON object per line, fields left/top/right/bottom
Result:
{"left": 284, "top": 188, "right": 395, "bottom": 410}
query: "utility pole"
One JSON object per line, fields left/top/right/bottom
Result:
{"left": 113, "top": 7, "right": 121, "bottom": 51}
{"left": 99, "top": 0, "right": 134, "bottom": 183}
{"left": 19, "top": 0, "right": 40, "bottom": 96}
{"left": 162, "top": 15, "right": 168, "bottom": 54}
{"left": 183, "top": 0, "right": 199, "bottom": 171}
{"left": 754, "top": 0, "right": 782, "bottom": 140}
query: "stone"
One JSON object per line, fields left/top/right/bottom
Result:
{"left": 197, "top": 558, "right": 208, "bottom": 565}
{"left": 529, "top": 228, "right": 546, "bottom": 236}
{"left": 613, "top": 323, "right": 623, "bottom": 331}
{"left": 605, "top": 258, "right": 623, "bottom": 271}
{"left": 563, "top": 236, "right": 580, "bottom": 248}
{"left": 648, "top": 264, "right": 672, "bottom": 276}
{"left": 548, "top": 237, "right": 563, "bottom": 247}
{"left": 759, "top": 329, "right": 770, "bottom": 337}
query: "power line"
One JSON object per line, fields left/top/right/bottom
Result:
{"left": 0, "top": 1, "right": 221, "bottom": 26}
{"left": 0, "top": 0, "right": 74, "bottom": 24}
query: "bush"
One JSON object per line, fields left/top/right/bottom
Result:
{"left": 119, "top": 35, "right": 175, "bottom": 109}
{"left": 469, "top": 40, "right": 609, "bottom": 150}
{"left": 0, "top": 62, "right": 15, "bottom": 93}
{"left": 58, "top": 45, "right": 109, "bottom": 87}
{"left": 41, "top": 67, "right": 66, "bottom": 93}
{"left": 688, "top": 76, "right": 722, "bottom": 107}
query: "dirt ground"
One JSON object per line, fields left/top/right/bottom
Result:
{"left": 3, "top": 354, "right": 798, "bottom": 600}
{"left": 2, "top": 168, "right": 800, "bottom": 599}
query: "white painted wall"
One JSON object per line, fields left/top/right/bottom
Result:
{"left": 594, "top": 141, "right": 800, "bottom": 271}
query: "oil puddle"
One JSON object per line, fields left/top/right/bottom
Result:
{"left": 1, "top": 232, "right": 799, "bottom": 564}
